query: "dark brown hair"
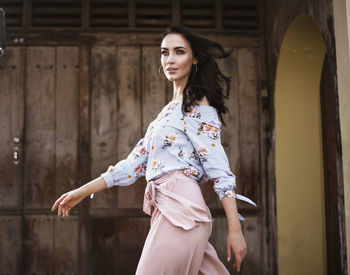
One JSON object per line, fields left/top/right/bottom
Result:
{"left": 161, "top": 24, "right": 232, "bottom": 126}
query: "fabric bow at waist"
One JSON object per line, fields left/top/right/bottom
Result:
{"left": 143, "top": 178, "right": 212, "bottom": 231}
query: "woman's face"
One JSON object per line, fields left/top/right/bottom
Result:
{"left": 160, "top": 33, "right": 198, "bottom": 82}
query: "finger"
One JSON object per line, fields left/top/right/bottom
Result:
{"left": 59, "top": 204, "right": 64, "bottom": 217}
{"left": 227, "top": 242, "right": 231, "bottom": 262}
{"left": 51, "top": 198, "right": 63, "bottom": 212}
{"left": 51, "top": 194, "right": 67, "bottom": 212}
{"left": 58, "top": 199, "right": 68, "bottom": 216}
{"left": 235, "top": 254, "right": 242, "bottom": 272}
{"left": 232, "top": 260, "right": 237, "bottom": 269}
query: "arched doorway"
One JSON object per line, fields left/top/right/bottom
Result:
{"left": 274, "top": 14, "right": 327, "bottom": 274}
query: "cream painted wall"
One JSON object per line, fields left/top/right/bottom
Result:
{"left": 333, "top": 0, "right": 350, "bottom": 272}
{"left": 275, "top": 15, "right": 327, "bottom": 275}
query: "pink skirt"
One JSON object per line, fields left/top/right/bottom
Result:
{"left": 135, "top": 170, "right": 230, "bottom": 275}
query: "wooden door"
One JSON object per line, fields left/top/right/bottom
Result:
{"left": 0, "top": 46, "right": 80, "bottom": 275}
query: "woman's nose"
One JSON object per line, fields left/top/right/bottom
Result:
{"left": 167, "top": 53, "right": 175, "bottom": 63}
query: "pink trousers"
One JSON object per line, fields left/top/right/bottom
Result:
{"left": 135, "top": 170, "right": 230, "bottom": 275}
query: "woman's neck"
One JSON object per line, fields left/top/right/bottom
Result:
{"left": 171, "top": 76, "right": 188, "bottom": 102}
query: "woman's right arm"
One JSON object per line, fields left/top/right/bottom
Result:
{"left": 51, "top": 176, "right": 107, "bottom": 217}
{"left": 52, "top": 136, "right": 149, "bottom": 217}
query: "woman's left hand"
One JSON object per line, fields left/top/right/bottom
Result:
{"left": 227, "top": 229, "right": 247, "bottom": 272}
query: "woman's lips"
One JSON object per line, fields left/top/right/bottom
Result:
{"left": 167, "top": 68, "right": 177, "bottom": 74}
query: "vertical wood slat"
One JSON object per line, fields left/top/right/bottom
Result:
{"left": 78, "top": 44, "right": 91, "bottom": 275}
{"left": 237, "top": 48, "right": 260, "bottom": 202}
{"left": 90, "top": 218, "right": 118, "bottom": 274}
{"left": 90, "top": 46, "right": 119, "bottom": 208}
{"left": 55, "top": 47, "right": 80, "bottom": 197}
{"left": 81, "top": 0, "right": 90, "bottom": 28}
{"left": 220, "top": 49, "right": 240, "bottom": 179}
{"left": 24, "top": 46, "right": 56, "bottom": 209}
{"left": 0, "top": 215, "right": 22, "bottom": 274}
{"left": 209, "top": 216, "right": 231, "bottom": 272}
{"left": 116, "top": 46, "right": 144, "bottom": 208}
{"left": 241, "top": 216, "right": 262, "bottom": 274}
{"left": 90, "top": 217, "right": 150, "bottom": 274}
{"left": 54, "top": 216, "right": 79, "bottom": 274}
{"left": 128, "top": 0, "right": 136, "bottom": 28}
{"left": 172, "top": 0, "right": 181, "bottom": 24}
{"left": 23, "top": 215, "right": 54, "bottom": 274}
{"left": 215, "top": 0, "right": 223, "bottom": 30}
{"left": 22, "top": 0, "right": 32, "bottom": 28}
{"left": 115, "top": 217, "right": 150, "bottom": 273}
{"left": 0, "top": 47, "right": 25, "bottom": 209}
{"left": 141, "top": 46, "right": 167, "bottom": 130}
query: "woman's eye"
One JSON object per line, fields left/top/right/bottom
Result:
{"left": 161, "top": 51, "right": 168, "bottom": 55}
{"left": 177, "top": 50, "right": 184, "bottom": 54}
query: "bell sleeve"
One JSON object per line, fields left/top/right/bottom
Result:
{"left": 183, "top": 104, "right": 256, "bottom": 220}
{"left": 100, "top": 137, "right": 148, "bottom": 188}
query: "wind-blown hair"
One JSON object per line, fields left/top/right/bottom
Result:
{"left": 161, "top": 24, "right": 232, "bottom": 126}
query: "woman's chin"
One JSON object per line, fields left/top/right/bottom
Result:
{"left": 166, "top": 76, "right": 176, "bottom": 82}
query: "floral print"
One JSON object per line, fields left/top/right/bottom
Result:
{"left": 198, "top": 122, "right": 219, "bottom": 140}
{"left": 150, "top": 158, "right": 163, "bottom": 171}
{"left": 186, "top": 105, "right": 202, "bottom": 119}
{"left": 197, "top": 146, "right": 209, "bottom": 162}
{"left": 101, "top": 100, "right": 256, "bottom": 214}
{"left": 162, "top": 133, "right": 178, "bottom": 148}
{"left": 134, "top": 163, "right": 146, "bottom": 175}
{"left": 178, "top": 147, "right": 185, "bottom": 159}
{"left": 183, "top": 166, "right": 201, "bottom": 177}
{"left": 132, "top": 143, "right": 147, "bottom": 159}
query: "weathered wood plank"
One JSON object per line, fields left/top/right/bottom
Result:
{"left": 77, "top": 44, "right": 92, "bottom": 275}
{"left": 241, "top": 216, "right": 263, "bottom": 275}
{"left": 0, "top": 47, "right": 25, "bottom": 209}
{"left": 90, "top": 217, "right": 150, "bottom": 275}
{"left": 115, "top": 217, "right": 151, "bottom": 274}
{"left": 218, "top": 49, "right": 240, "bottom": 178}
{"left": 55, "top": 46, "right": 80, "bottom": 197}
{"left": 116, "top": 46, "right": 144, "bottom": 208}
{"left": 24, "top": 46, "right": 56, "bottom": 209}
{"left": 0, "top": 215, "right": 22, "bottom": 274}
{"left": 23, "top": 214, "right": 54, "bottom": 274}
{"left": 90, "top": 45, "right": 119, "bottom": 208}
{"left": 209, "top": 216, "right": 233, "bottom": 273}
{"left": 237, "top": 48, "right": 260, "bottom": 201}
{"left": 141, "top": 46, "right": 167, "bottom": 130}
{"left": 54, "top": 215, "right": 79, "bottom": 275}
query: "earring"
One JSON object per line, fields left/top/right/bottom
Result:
{"left": 193, "top": 64, "right": 198, "bottom": 73}
{"left": 158, "top": 65, "right": 167, "bottom": 80}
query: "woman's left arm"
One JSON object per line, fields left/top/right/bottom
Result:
{"left": 221, "top": 195, "right": 247, "bottom": 272}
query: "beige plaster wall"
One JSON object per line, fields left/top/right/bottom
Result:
{"left": 275, "top": 15, "right": 327, "bottom": 275}
{"left": 333, "top": 0, "right": 350, "bottom": 272}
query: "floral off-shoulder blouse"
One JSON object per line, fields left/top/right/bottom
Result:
{"left": 101, "top": 101, "right": 256, "bottom": 220}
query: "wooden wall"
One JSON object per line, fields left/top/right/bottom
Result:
{"left": 0, "top": 32, "right": 265, "bottom": 274}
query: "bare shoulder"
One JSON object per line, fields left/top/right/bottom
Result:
{"left": 194, "top": 96, "right": 210, "bottom": 106}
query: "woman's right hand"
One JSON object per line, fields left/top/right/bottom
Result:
{"left": 51, "top": 188, "right": 87, "bottom": 217}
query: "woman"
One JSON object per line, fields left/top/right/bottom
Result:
{"left": 51, "top": 24, "right": 256, "bottom": 274}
